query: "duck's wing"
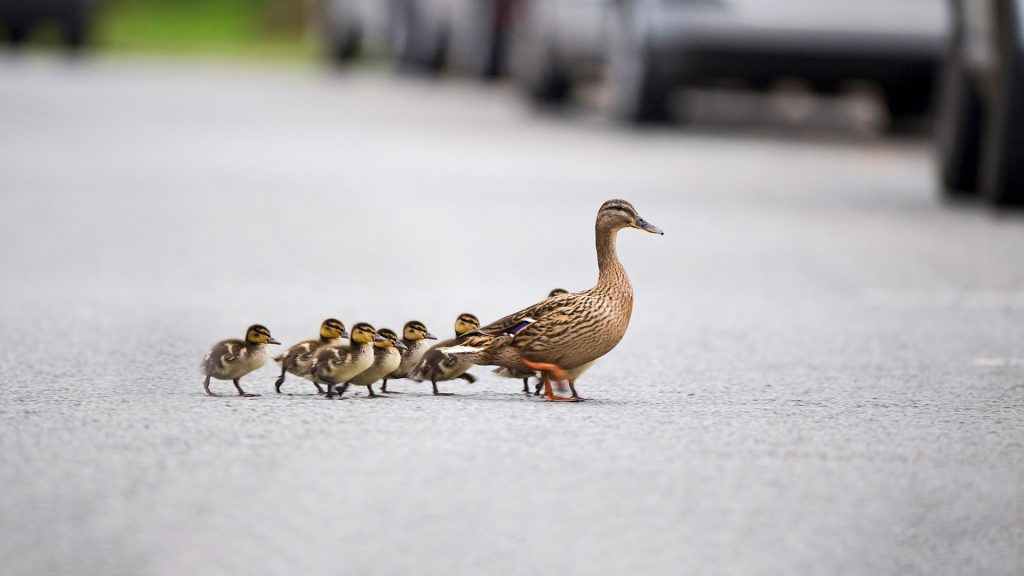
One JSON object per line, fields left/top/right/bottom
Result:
{"left": 409, "top": 338, "right": 459, "bottom": 382}
{"left": 468, "top": 292, "right": 575, "bottom": 338}
{"left": 203, "top": 339, "right": 244, "bottom": 372}
{"left": 314, "top": 342, "right": 355, "bottom": 371}
{"left": 275, "top": 338, "right": 317, "bottom": 365}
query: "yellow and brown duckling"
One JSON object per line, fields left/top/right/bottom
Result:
{"left": 273, "top": 318, "right": 349, "bottom": 394}
{"left": 380, "top": 320, "right": 437, "bottom": 393}
{"left": 310, "top": 322, "right": 386, "bottom": 399}
{"left": 438, "top": 200, "right": 662, "bottom": 402}
{"left": 201, "top": 324, "right": 280, "bottom": 397}
{"left": 409, "top": 313, "right": 481, "bottom": 396}
{"left": 348, "top": 328, "right": 408, "bottom": 397}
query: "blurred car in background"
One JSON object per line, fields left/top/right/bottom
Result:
{"left": 937, "top": 0, "right": 1023, "bottom": 206}
{"left": 509, "top": 0, "right": 607, "bottom": 102}
{"left": 321, "top": 0, "right": 395, "bottom": 65}
{"left": 0, "top": 0, "right": 95, "bottom": 49}
{"left": 512, "top": 0, "right": 948, "bottom": 126}
{"left": 389, "top": 0, "right": 514, "bottom": 78}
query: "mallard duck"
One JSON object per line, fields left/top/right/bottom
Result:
{"left": 409, "top": 313, "right": 481, "bottom": 396}
{"left": 380, "top": 320, "right": 437, "bottom": 393}
{"left": 201, "top": 324, "right": 281, "bottom": 397}
{"left": 439, "top": 200, "right": 662, "bottom": 401}
{"left": 310, "top": 322, "right": 386, "bottom": 399}
{"left": 273, "top": 318, "right": 349, "bottom": 394}
{"left": 348, "top": 328, "right": 408, "bottom": 397}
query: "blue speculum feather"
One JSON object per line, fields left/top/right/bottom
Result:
{"left": 506, "top": 320, "right": 535, "bottom": 336}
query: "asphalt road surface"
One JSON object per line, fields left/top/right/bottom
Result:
{"left": 1, "top": 56, "right": 1022, "bottom": 576}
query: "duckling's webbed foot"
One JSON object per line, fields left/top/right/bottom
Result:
{"left": 366, "top": 385, "right": 378, "bottom": 398}
{"left": 274, "top": 373, "right": 286, "bottom": 394}
{"left": 431, "top": 381, "right": 453, "bottom": 396}
{"left": 233, "top": 379, "right": 260, "bottom": 397}
{"left": 458, "top": 373, "right": 476, "bottom": 384}
{"left": 203, "top": 375, "right": 219, "bottom": 397}
{"left": 534, "top": 381, "right": 543, "bottom": 396}
{"left": 568, "top": 380, "right": 584, "bottom": 401}
{"left": 522, "top": 379, "right": 530, "bottom": 394}
{"left": 313, "top": 382, "right": 326, "bottom": 394}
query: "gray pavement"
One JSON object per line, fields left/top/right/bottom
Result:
{"left": 0, "top": 56, "right": 1022, "bottom": 576}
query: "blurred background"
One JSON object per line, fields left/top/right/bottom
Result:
{"left": 2, "top": 2, "right": 1023, "bottom": 575}
{"left": 0, "top": 0, "right": 1021, "bottom": 203}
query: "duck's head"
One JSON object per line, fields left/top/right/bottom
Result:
{"left": 548, "top": 288, "right": 568, "bottom": 298}
{"left": 245, "top": 324, "right": 280, "bottom": 345}
{"left": 597, "top": 199, "right": 663, "bottom": 235}
{"left": 376, "top": 328, "right": 408, "bottom": 351}
{"left": 454, "top": 313, "right": 480, "bottom": 337}
{"left": 403, "top": 321, "right": 437, "bottom": 341}
{"left": 320, "top": 318, "right": 349, "bottom": 340}
{"left": 351, "top": 322, "right": 387, "bottom": 345}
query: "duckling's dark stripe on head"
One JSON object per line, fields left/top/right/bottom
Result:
{"left": 457, "top": 314, "right": 479, "bottom": 324}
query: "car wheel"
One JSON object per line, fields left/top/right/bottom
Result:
{"left": 937, "top": 25, "right": 984, "bottom": 196}
{"left": 7, "top": 21, "right": 29, "bottom": 47}
{"left": 979, "top": 0, "right": 1024, "bottom": 206}
{"left": 606, "top": 8, "right": 670, "bottom": 124}
{"left": 323, "top": 3, "right": 362, "bottom": 65}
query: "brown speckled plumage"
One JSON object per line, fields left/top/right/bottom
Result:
{"left": 442, "top": 200, "right": 661, "bottom": 379}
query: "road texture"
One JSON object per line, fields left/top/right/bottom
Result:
{"left": 0, "top": 56, "right": 1022, "bottom": 576}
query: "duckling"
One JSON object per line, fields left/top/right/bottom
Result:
{"left": 379, "top": 320, "right": 437, "bottom": 393}
{"left": 311, "top": 322, "right": 386, "bottom": 399}
{"left": 438, "top": 199, "right": 662, "bottom": 402}
{"left": 409, "top": 313, "right": 481, "bottom": 396}
{"left": 201, "top": 324, "right": 280, "bottom": 397}
{"left": 273, "top": 318, "right": 349, "bottom": 394}
{"left": 348, "top": 328, "right": 408, "bottom": 397}
{"left": 548, "top": 288, "right": 568, "bottom": 297}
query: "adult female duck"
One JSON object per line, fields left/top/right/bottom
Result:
{"left": 440, "top": 199, "right": 662, "bottom": 401}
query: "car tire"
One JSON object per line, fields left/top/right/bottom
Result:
{"left": 979, "top": 0, "right": 1024, "bottom": 206}
{"left": 391, "top": 0, "right": 444, "bottom": 74}
{"left": 936, "top": 26, "right": 984, "bottom": 196}
{"left": 606, "top": 9, "right": 670, "bottom": 124}
{"left": 323, "top": 4, "right": 362, "bottom": 66}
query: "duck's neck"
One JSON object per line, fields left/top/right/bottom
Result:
{"left": 596, "top": 223, "right": 629, "bottom": 289}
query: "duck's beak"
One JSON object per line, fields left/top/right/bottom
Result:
{"left": 268, "top": 337, "right": 281, "bottom": 345}
{"left": 373, "top": 333, "right": 387, "bottom": 342}
{"left": 424, "top": 332, "right": 438, "bottom": 340}
{"left": 634, "top": 218, "right": 664, "bottom": 235}
{"left": 395, "top": 340, "right": 409, "bottom": 351}
{"left": 340, "top": 330, "right": 350, "bottom": 339}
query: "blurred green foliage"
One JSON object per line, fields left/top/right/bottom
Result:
{"left": 98, "top": 0, "right": 315, "bottom": 60}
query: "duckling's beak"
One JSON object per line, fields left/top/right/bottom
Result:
{"left": 268, "top": 337, "right": 281, "bottom": 345}
{"left": 341, "top": 330, "right": 351, "bottom": 339}
{"left": 424, "top": 332, "right": 438, "bottom": 340}
{"left": 395, "top": 340, "right": 409, "bottom": 351}
{"left": 634, "top": 218, "right": 664, "bottom": 235}
{"left": 373, "top": 333, "right": 387, "bottom": 342}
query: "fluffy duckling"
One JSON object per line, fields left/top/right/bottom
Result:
{"left": 409, "top": 313, "right": 481, "bottom": 396}
{"left": 548, "top": 288, "right": 568, "bottom": 297}
{"left": 380, "top": 320, "right": 437, "bottom": 393}
{"left": 273, "top": 318, "right": 349, "bottom": 394}
{"left": 202, "top": 324, "right": 280, "bottom": 397}
{"left": 310, "top": 322, "right": 386, "bottom": 399}
{"left": 348, "top": 328, "right": 408, "bottom": 397}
